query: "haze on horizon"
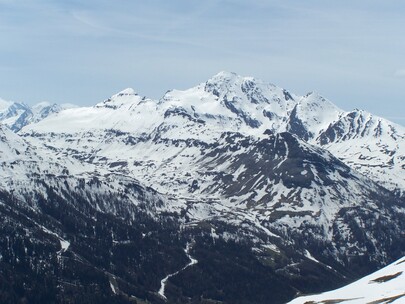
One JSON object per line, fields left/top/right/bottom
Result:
{"left": 0, "top": 0, "right": 404, "bottom": 125}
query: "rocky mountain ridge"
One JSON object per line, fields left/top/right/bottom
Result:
{"left": 4, "top": 71, "right": 402, "bottom": 194}
{"left": 0, "top": 72, "right": 404, "bottom": 303}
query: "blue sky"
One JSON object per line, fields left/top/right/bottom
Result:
{"left": 0, "top": 0, "right": 404, "bottom": 124}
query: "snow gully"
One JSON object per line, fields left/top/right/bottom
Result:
{"left": 158, "top": 242, "right": 198, "bottom": 300}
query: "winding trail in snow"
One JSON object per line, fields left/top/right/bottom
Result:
{"left": 158, "top": 242, "right": 198, "bottom": 300}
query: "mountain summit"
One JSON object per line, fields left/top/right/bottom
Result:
{"left": 1, "top": 72, "right": 404, "bottom": 303}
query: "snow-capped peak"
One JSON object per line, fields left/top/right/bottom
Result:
{"left": 203, "top": 71, "right": 278, "bottom": 100}
{"left": 284, "top": 91, "right": 343, "bottom": 141}
{"left": 207, "top": 71, "right": 264, "bottom": 86}
{"left": 204, "top": 71, "right": 243, "bottom": 96}
{"left": 32, "top": 101, "right": 52, "bottom": 110}
{"left": 95, "top": 88, "right": 141, "bottom": 109}
{"left": 1, "top": 72, "right": 405, "bottom": 304}
{"left": 208, "top": 70, "right": 239, "bottom": 82}
{"left": 113, "top": 87, "right": 138, "bottom": 97}
{"left": 5, "top": 72, "right": 405, "bottom": 194}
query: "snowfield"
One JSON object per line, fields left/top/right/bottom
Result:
{"left": 288, "top": 256, "right": 405, "bottom": 304}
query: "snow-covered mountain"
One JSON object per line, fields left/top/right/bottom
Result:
{"left": 15, "top": 71, "right": 405, "bottom": 266}
{"left": 318, "top": 110, "right": 405, "bottom": 195}
{"left": 288, "top": 255, "right": 405, "bottom": 304}
{"left": 1, "top": 72, "right": 405, "bottom": 303}
{"left": 18, "top": 71, "right": 405, "bottom": 196}
{"left": 0, "top": 123, "right": 166, "bottom": 216}
{"left": 0, "top": 97, "right": 76, "bottom": 132}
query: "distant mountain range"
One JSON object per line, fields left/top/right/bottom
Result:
{"left": 0, "top": 98, "right": 76, "bottom": 132}
{"left": 0, "top": 72, "right": 404, "bottom": 304}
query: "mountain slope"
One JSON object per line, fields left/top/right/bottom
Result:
{"left": 318, "top": 110, "right": 405, "bottom": 195}
{"left": 2, "top": 133, "right": 403, "bottom": 304}
{"left": 1, "top": 72, "right": 405, "bottom": 303}
{"left": 19, "top": 72, "right": 405, "bottom": 195}
{"left": 288, "top": 256, "right": 405, "bottom": 304}
{"left": 159, "top": 72, "right": 405, "bottom": 194}
{"left": 0, "top": 123, "right": 190, "bottom": 303}
{"left": 17, "top": 73, "right": 405, "bottom": 268}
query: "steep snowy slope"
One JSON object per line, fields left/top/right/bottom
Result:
{"left": 318, "top": 110, "right": 405, "bottom": 195}
{"left": 285, "top": 92, "right": 342, "bottom": 141}
{"left": 288, "top": 256, "right": 405, "bottom": 304}
{"left": 160, "top": 71, "right": 297, "bottom": 137}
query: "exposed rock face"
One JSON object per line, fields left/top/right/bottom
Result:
{"left": 0, "top": 72, "right": 404, "bottom": 303}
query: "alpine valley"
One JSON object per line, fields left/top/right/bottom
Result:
{"left": 0, "top": 72, "right": 404, "bottom": 304}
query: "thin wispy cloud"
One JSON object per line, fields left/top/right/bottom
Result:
{"left": 69, "top": 6, "right": 244, "bottom": 54}
{"left": 0, "top": 0, "right": 404, "bottom": 125}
